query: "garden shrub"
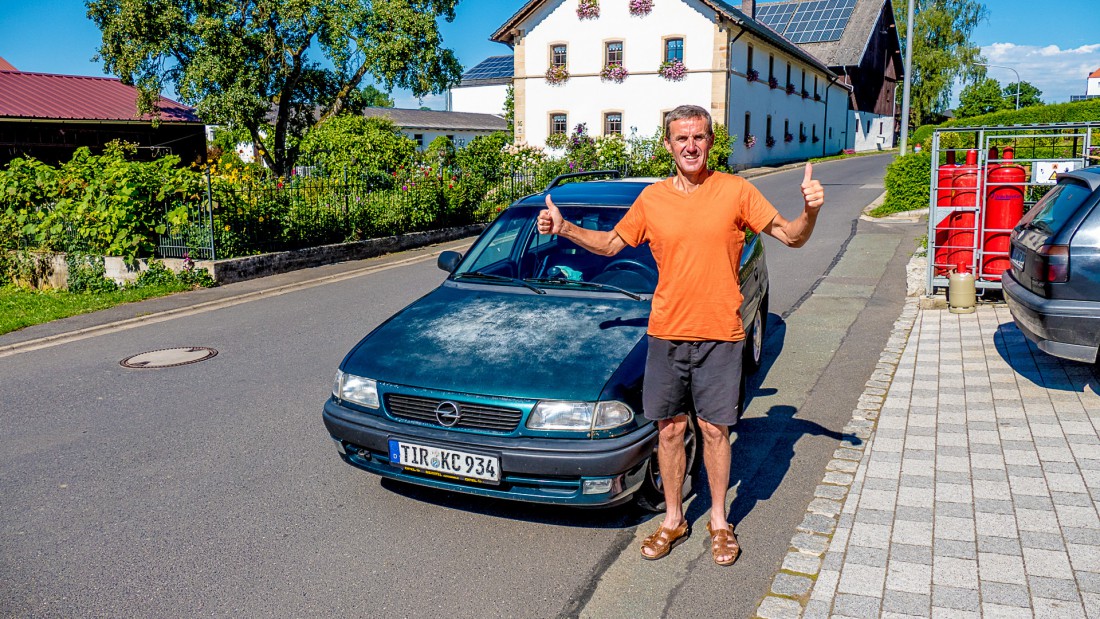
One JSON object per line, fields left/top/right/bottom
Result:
{"left": 298, "top": 115, "right": 417, "bottom": 178}
{"left": 911, "top": 99, "right": 1100, "bottom": 147}
{"left": 66, "top": 253, "right": 118, "bottom": 293}
{"left": 880, "top": 150, "right": 932, "bottom": 215}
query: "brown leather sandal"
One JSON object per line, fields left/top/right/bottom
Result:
{"left": 706, "top": 522, "right": 741, "bottom": 566}
{"left": 640, "top": 521, "right": 691, "bottom": 561}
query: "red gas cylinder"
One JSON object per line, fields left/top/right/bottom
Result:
{"left": 983, "top": 147, "right": 1026, "bottom": 279}
{"left": 933, "top": 150, "right": 958, "bottom": 275}
{"left": 946, "top": 150, "right": 979, "bottom": 273}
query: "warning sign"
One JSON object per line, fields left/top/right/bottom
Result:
{"left": 1032, "top": 161, "right": 1079, "bottom": 185}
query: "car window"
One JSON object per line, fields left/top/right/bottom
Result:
{"left": 454, "top": 205, "right": 659, "bottom": 294}
{"left": 1019, "top": 179, "right": 1093, "bottom": 235}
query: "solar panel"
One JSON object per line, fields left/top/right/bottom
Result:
{"left": 461, "top": 56, "right": 514, "bottom": 81}
{"left": 755, "top": 0, "right": 856, "bottom": 44}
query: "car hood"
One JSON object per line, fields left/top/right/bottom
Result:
{"left": 343, "top": 284, "right": 650, "bottom": 401}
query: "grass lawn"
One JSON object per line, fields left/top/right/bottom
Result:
{"left": 0, "top": 283, "right": 193, "bottom": 336}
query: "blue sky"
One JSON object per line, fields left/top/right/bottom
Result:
{"left": 1, "top": 0, "right": 1097, "bottom": 109}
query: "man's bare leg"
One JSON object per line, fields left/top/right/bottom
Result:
{"left": 641, "top": 415, "right": 689, "bottom": 558}
{"left": 698, "top": 418, "right": 737, "bottom": 564}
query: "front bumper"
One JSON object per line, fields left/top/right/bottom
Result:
{"left": 322, "top": 399, "right": 657, "bottom": 507}
{"left": 1003, "top": 273, "right": 1100, "bottom": 364}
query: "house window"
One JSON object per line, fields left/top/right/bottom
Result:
{"left": 446, "top": 134, "right": 454, "bottom": 142}
{"left": 744, "top": 112, "right": 751, "bottom": 141}
{"left": 747, "top": 45, "right": 754, "bottom": 73}
{"left": 801, "top": 70, "right": 806, "bottom": 92}
{"left": 813, "top": 124, "right": 817, "bottom": 140}
{"left": 766, "top": 116, "right": 773, "bottom": 142}
{"left": 769, "top": 55, "right": 775, "bottom": 81}
{"left": 814, "top": 75, "right": 818, "bottom": 96}
{"left": 551, "top": 44, "right": 568, "bottom": 67}
{"left": 665, "top": 38, "right": 684, "bottom": 62}
{"left": 784, "top": 120, "right": 789, "bottom": 138}
{"left": 799, "top": 122, "right": 805, "bottom": 140}
{"left": 786, "top": 62, "right": 791, "bottom": 86}
{"left": 550, "top": 113, "right": 568, "bottom": 135}
{"left": 829, "top": 127, "right": 833, "bottom": 139}
{"left": 414, "top": 134, "right": 423, "bottom": 149}
{"left": 866, "top": 119, "right": 872, "bottom": 135}
{"left": 606, "top": 41, "right": 623, "bottom": 65}
{"left": 604, "top": 112, "right": 623, "bottom": 136}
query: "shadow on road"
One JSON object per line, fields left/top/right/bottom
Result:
{"left": 993, "top": 321, "right": 1100, "bottom": 392}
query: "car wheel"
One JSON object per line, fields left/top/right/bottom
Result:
{"left": 635, "top": 414, "right": 702, "bottom": 513}
{"left": 744, "top": 294, "right": 768, "bottom": 373}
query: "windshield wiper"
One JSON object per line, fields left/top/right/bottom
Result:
{"left": 454, "top": 271, "right": 546, "bottom": 294}
{"left": 524, "top": 278, "right": 643, "bottom": 300}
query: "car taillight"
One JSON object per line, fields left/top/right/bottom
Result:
{"left": 1038, "top": 244, "right": 1069, "bottom": 283}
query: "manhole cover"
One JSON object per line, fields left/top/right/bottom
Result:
{"left": 120, "top": 347, "right": 218, "bottom": 369}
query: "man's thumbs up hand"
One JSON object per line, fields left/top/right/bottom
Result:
{"left": 538, "top": 194, "right": 564, "bottom": 235}
{"left": 801, "top": 162, "right": 824, "bottom": 210}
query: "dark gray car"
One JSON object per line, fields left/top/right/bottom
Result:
{"left": 1003, "top": 165, "right": 1100, "bottom": 363}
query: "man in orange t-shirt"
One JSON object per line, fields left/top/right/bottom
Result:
{"left": 537, "top": 104, "right": 824, "bottom": 566}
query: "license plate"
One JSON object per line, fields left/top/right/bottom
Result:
{"left": 1010, "top": 245, "right": 1025, "bottom": 271}
{"left": 388, "top": 439, "right": 500, "bottom": 484}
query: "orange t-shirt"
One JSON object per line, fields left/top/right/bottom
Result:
{"left": 614, "top": 171, "right": 779, "bottom": 342}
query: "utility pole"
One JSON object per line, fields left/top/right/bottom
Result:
{"left": 899, "top": 0, "right": 915, "bottom": 154}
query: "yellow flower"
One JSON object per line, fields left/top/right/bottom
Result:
{"left": 224, "top": 225, "right": 230, "bottom": 231}
{"left": 258, "top": 216, "right": 264, "bottom": 222}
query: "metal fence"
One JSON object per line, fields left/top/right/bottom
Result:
{"left": 926, "top": 122, "right": 1099, "bottom": 294}
{"left": 156, "top": 162, "right": 631, "bottom": 260}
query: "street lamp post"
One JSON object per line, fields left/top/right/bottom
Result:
{"left": 975, "top": 62, "right": 1021, "bottom": 110}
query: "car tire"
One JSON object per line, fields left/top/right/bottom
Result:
{"left": 635, "top": 414, "right": 702, "bottom": 513}
{"left": 744, "top": 294, "right": 768, "bottom": 373}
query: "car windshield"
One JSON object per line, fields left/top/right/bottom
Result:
{"left": 453, "top": 205, "right": 658, "bottom": 295}
{"left": 1019, "top": 179, "right": 1093, "bottom": 235}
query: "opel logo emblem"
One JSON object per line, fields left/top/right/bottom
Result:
{"left": 434, "top": 401, "right": 462, "bottom": 427}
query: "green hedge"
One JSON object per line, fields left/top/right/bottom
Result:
{"left": 876, "top": 151, "right": 932, "bottom": 216}
{"left": 911, "top": 99, "right": 1100, "bottom": 146}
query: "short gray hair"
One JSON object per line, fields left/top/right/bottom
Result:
{"left": 663, "top": 105, "right": 713, "bottom": 140}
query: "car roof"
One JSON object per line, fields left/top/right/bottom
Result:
{"left": 513, "top": 178, "right": 664, "bottom": 207}
{"left": 1061, "top": 165, "right": 1100, "bottom": 191}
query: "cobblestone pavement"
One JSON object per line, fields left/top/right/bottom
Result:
{"left": 756, "top": 302, "right": 1100, "bottom": 619}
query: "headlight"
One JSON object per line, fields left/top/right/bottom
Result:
{"left": 332, "top": 370, "right": 379, "bottom": 409}
{"left": 527, "top": 400, "right": 633, "bottom": 431}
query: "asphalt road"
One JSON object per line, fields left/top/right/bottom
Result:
{"left": 0, "top": 153, "right": 919, "bottom": 618}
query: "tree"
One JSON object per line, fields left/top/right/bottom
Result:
{"left": 1004, "top": 81, "right": 1043, "bottom": 109}
{"left": 956, "top": 77, "right": 1008, "bottom": 118}
{"left": 297, "top": 115, "right": 417, "bottom": 177}
{"left": 87, "top": 0, "right": 462, "bottom": 176}
{"left": 895, "top": 0, "right": 988, "bottom": 125}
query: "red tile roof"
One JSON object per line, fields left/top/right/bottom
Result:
{"left": 1090, "top": 67, "right": 1100, "bottom": 79}
{"left": 0, "top": 70, "right": 200, "bottom": 123}
{"left": 0, "top": 57, "right": 17, "bottom": 71}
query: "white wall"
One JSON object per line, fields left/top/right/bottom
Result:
{"left": 451, "top": 84, "right": 510, "bottom": 116}
{"left": 401, "top": 129, "right": 496, "bottom": 150}
{"left": 514, "top": 0, "right": 852, "bottom": 168}
{"left": 517, "top": 0, "right": 715, "bottom": 145}
{"left": 850, "top": 111, "right": 896, "bottom": 152}
{"left": 1087, "top": 76, "right": 1100, "bottom": 96}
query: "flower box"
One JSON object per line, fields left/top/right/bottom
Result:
{"left": 744, "top": 134, "right": 757, "bottom": 149}
{"left": 768, "top": 76, "right": 779, "bottom": 89}
{"left": 601, "top": 63, "right": 628, "bottom": 82}
{"left": 785, "top": 84, "right": 796, "bottom": 95}
{"left": 765, "top": 135, "right": 776, "bottom": 148}
{"left": 628, "top": 0, "right": 653, "bottom": 16}
{"left": 545, "top": 64, "right": 569, "bottom": 85}
{"left": 659, "top": 59, "right": 687, "bottom": 81}
{"left": 746, "top": 69, "right": 759, "bottom": 82}
{"left": 577, "top": 0, "right": 599, "bottom": 19}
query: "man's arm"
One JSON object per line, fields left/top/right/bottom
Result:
{"left": 537, "top": 194, "right": 628, "bottom": 256}
{"left": 762, "top": 162, "right": 824, "bottom": 248}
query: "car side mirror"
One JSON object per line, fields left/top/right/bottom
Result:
{"left": 437, "top": 250, "right": 462, "bottom": 273}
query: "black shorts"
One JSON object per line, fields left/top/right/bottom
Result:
{"left": 642, "top": 336, "right": 744, "bottom": 427}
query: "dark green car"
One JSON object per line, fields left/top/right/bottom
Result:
{"left": 322, "top": 175, "right": 770, "bottom": 509}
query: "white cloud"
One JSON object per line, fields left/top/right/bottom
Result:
{"left": 978, "top": 42, "right": 1100, "bottom": 102}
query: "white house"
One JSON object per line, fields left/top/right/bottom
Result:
{"left": 360, "top": 107, "right": 508, "bottom": 149}
{"left": 1087, "top": 68, "right": 1100, "bottom": 97}
{"left": 490, "top": 0, "right": 854, "bottom": 169}
{"left": 450, "top": 55, "right": 513, "bottom": 117}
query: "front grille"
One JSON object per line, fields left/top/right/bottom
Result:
{"left": 385, "top": 394, "right": 523, "bottom": 432}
